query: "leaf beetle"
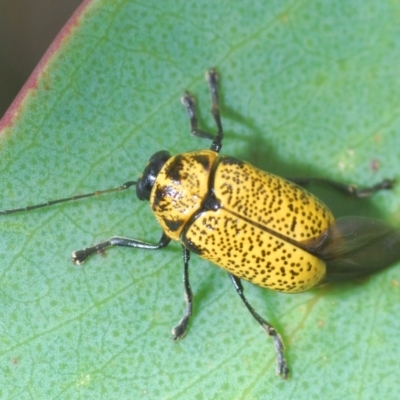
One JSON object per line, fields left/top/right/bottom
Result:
{"left": 2, "top": 69, "right": 400, "bottom": 378}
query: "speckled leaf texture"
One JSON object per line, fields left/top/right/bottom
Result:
{"left": 1, "top": 1, "right": 400, "bottom": 399}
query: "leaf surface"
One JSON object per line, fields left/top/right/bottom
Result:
{"left": 1, "top": 1, "right": 400, "bottom": 398}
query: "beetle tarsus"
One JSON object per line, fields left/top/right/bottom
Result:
{"left": 277, "top": 357, "right": 290, "bottom": 379}
{"left": 205, "top": 68, "right": 223, "bottom": 152}
{"left": 72, "top": 240, "right": 112, "bottom": 265}
{"left": 261, "top": 324, "right": 289, "bottom": 378}
{"left": 172, "top": 316, "right": 190, "bottom": 340}
{"left": 270, "top": 329, "right": 289, "bottom": 379}
{"left": 378, "top": 178, "right": 395, "bottom": 189}
{"left": 71, "top": 249, "right": 89, "bottom": 265}
{"left": 352, "top": 178, "right": 396, "bottom": 197}
{"left": 71, "top": 246, "right": 103, "bottom": 264}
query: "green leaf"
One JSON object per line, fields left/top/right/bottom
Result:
{"left": 1, "top": 1, "right": 400, "bottom": 398}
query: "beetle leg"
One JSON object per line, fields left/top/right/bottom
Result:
{"left": 171, "top": 246, "right": 193, "bottom": 340}
{"left": 229, "top": 274, "right": 289, "bottom": 379}
{"left": 181, "top": 92, "right": 215, "bottom": 141}
{"left": 288, "top": 177, "right": 394, "bottom": 198}
{"left": 71, "top": 232, "right": 171, "bottom": 265}
{"left": 206, "top": 68, "right": 224, "bottom": 152}
{"left": 181, "top": 68, "right": 224, "bottom": 153}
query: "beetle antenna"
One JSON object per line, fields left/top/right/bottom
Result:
{"left": 0, "top": 180, "right": 137, "bottom": 215}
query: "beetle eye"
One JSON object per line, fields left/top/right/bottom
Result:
{"left": 136, "top": 150, "right": 171, "bottom": 201}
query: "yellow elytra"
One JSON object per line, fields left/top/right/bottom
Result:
{"left": 152, "top": 149, "right": 333, "bottom": 293}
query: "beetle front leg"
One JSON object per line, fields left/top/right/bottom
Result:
{"left": 181, "top": 68, "right": 224, "bottom": 153}
{"left": 172, "top": 246, "right": 193, "bottom": 340}
{"left": 229, "top": 274, "right": 289, "bottom": 379}
{"left": 72, "top": 232, "right": 171, "bottom": 264}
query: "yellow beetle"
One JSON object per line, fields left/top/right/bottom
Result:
{"left": 2, "top": 69, "right": 399, "bottom": 378}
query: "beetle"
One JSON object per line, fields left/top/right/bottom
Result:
{"left": 2, "top": 69, "right": 400, "bottom": 378}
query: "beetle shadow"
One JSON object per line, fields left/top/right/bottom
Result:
{"left": 221, "top": 105, "right": 394, "bottom": 221}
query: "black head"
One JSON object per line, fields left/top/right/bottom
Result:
{"left": 136, "top": 150, "right": 171, "bottom": 201}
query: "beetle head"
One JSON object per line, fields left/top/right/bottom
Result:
{"left": 136, "top": 150, "right": 171, "bottom": 201}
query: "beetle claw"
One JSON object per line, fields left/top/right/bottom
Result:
{"left": 172, "top": 316, "right": 190, "bottom": 340}
{"left": 277, "top": 361, "right": 290, "bottom": 379}
{"left": 271, "top": 331, "right": 289, "bottom": 378}
{"left": 71, "top": 249, "right": 88, "bottom": 265}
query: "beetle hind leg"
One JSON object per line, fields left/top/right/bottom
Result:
{"left": 229, "top": 274, "right": 289, "bottom": 379}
